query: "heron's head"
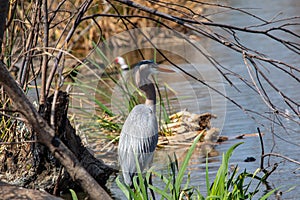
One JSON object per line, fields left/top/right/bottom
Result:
{"left": 134, "top": 60, "right": 173, "bottom": 87}
{"left": 134, "top": 60, "right": 157, "bottom": 87}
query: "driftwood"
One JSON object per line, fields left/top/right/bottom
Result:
{"left": 158, "top": 111, "right": 219, "bottom": 146}
{"left": 0, "top": 181, "right": 62, "bottom": 200}
{"left": 0, "top": 61, "right": 113, "bottom": 199}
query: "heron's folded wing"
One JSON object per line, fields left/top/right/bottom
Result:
{"left": 118, "top": 105, "right": 158, "bottom": 174}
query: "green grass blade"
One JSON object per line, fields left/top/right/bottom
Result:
{"left": 175, "top": 131, "right": 204, "bottom": 197}
{"left": 92, "top": 42, "right": 110, "bottom": 65}
{"left": 116, "top": 176, "right": 130, "bottom": 199}
{"left": 260, "top": 188, "right": 278, "bottom": 200}
{"left": 205, "top": 156, "right": 211, "bottom": 196}
{"left": 194, "top": 187, "right": 205, "bottom": 200}
{"left": 69, "top": 189, "right": 78, "bottom": 200}
{"left": 148, "top": 184, "right": 172, "bottom": 200}
{"left": 134, "top": 154, "right": 148, "bottom": 200}
{"left": 152, "top": 170, "right": 174, "bottom": 198}
{"left": 210, "top": 142, "right": 243, "bottom": 198}
{"left": 93, "top": 98, "right": 114, "bottom": 116}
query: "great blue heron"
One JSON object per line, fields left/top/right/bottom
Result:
{"left": 118, "top": 60, "right": 171, "bottom": 188}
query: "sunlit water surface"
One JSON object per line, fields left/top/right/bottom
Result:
{"left": 96, "top": 1, "right": 300, "bottom": 199}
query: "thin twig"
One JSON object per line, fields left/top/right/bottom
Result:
{"left": 0, "top": 140, "right": 37, "bottom": 145}
{"left": 262, "top": 153, "right": 300, "bottom": 165}
{"left": 257, "top": 127, "right": 266, "bottom": 172}
{"left": 40, "top": 0, "right": 49, "bottom": 105}
{"left": 45, "top": 0, "right": 93, "bottom": 97}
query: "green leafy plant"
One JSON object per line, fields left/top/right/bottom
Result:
{"left": 117, "top": 134, "right": 277, "bottom": 200}
{"left": 116, "top": 132, "right": 203, "bottom": 200}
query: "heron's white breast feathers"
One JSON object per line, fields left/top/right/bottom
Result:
{"left": 121, "top": 104, "right": 158, "bottom": 138}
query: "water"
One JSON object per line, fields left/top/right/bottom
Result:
{"left": 96, "top": 1, "right": 300, "bottom": 199}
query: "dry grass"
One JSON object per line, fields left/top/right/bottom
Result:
{"left": 16, "top": 0, "right": 206, "bottom": 55}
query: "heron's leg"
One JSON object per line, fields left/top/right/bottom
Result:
{"left": 149, "top": 172, "right": 156, "bottom": 200}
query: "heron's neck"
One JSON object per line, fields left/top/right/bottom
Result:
{"left": 140, "top": 83, "right": 156, "bottom": 113}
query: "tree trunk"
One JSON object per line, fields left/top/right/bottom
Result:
{"left": 30, "top": 91, "right": 116, "bottom": 194}
{"left": 0, "top": 61, "right": 113, "bottom": 200}
{"left": 0, "top": 0, "right": 9, "bottom": 53}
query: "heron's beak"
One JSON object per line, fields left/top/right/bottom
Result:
{"left": 156, "top": 65, "right": 174, "bottom": 73}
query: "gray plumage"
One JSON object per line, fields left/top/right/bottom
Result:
{"left": 118, "top": 61, "right": 159, "bottom": 186}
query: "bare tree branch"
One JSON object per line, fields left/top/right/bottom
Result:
{"left": 0, "top": 0, "right": 9, "bottom": 54}
{"left": 262, "top": 153, "right": 300, "bottom": 165}
{"left": 40, "top": 0, "right": 49, "bottom": 105}
{"left": 45, "top": 0, "right": 93, "bottom": 98}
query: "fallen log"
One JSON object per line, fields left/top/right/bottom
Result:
{"left": 0, "top": 181, "right": 62, "bottom": 200}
